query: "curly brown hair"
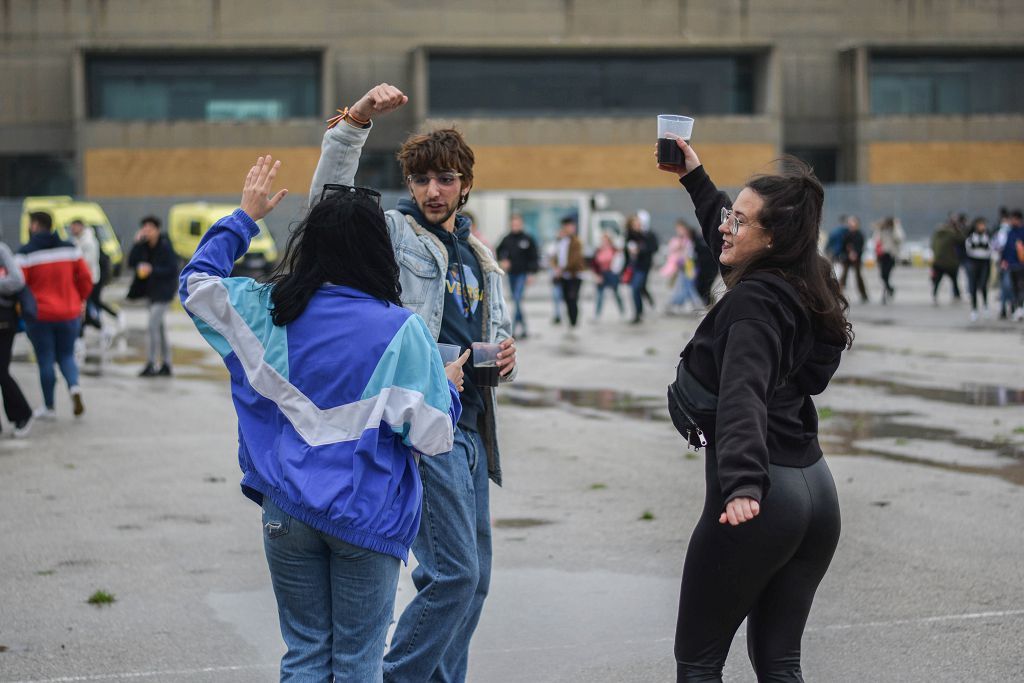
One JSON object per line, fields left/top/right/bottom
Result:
{"left": 397, "top": 128, "right": 475, "bottom": 205}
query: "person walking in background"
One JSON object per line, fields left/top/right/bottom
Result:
{"left": 964, "top": 217, "right": 992, "bottom": 321}
{"left": 839, "top": 215, "right": 868, "bottom": 303}
{"left": 931, "top": 216, "right": 963, "bottom": 304}
{"left": 16, "top": 212, "right": 92, "bottom": 420}
{"left": 662, "top": 220, "right": 704, "bottom": 314}
{"left": 992, "top": 208, "right": 1015, "bottom": 319}
{"left": 496, "top": 213, "right": 539, "bottom": 338}
{"left": 181, "top": 155, "right": 464, "bottom": 682}
{"left": 552, "top": 215, "right": 585, "bottom": 331}
{"left": 309, "top": 83, "right": 518, "bottom": 683}
{"left": 591, "top": 231, "right": 625, "bottom": 320}
{"left": 659, "top": 138, "right": 850, "bottom": 683}
{"left": 999, "top": 209, "right": 1024, "bottom": 321}
{"left": 873, "top": 216, "right": 904, "bottom": 304}
{"left": 826, "top": 215, "right": 848, "bottom": 269}
{"left": 0, "top": 242, "right": 36, "bottom": 437}
{"left": 546, "top": 238, "right": 564, "bottom": 325}
{"left": 636, "top": 210, "right": 659, "bottom": 309}
{"left": 624, "top": 213, "right": 657, "bottom": 324}
{"left": 127, "top": 216, "right": 179, "bottom": 377}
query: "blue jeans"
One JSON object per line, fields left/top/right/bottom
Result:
{"left": 25, "top": 319, "right": 80, "bottom": 409}
{"left": 385, "top": 427, "right": 492, "bottom": 683}
{"left": 507, "top": 273, "right": 528, "bottom": 334}
{"left": 262, "top": 497, "right": 401, "bottom": 682}
{"left": 670, "top": 273, "right": 702, "bottom": 309}
{"left": 595, "top": 271, "right": 624, "bottom": 317}
{"left": 630, "top": 269, "right": 650, "bottom": 320}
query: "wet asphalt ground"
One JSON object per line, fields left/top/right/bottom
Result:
{"left": 0, "top": 265, "right": 1022, "bottom": 682}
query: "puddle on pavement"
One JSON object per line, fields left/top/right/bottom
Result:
{"left": 501, "top": 382, "right": 1024, "bottom": 486}
{"left": 832, "top": 376, "right": 1024, "bottom": 407}
{"left": 819, "top": 410, "right": 1024, "bottom": 486}
{"left": 500, "top": 384, "right": 668, "bottom": 421}
{"left": 493, "top": 518, "right": 553, "bottom": 529}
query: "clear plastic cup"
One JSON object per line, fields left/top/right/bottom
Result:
{"left": 437, "top": 343, "right": 462, "bottom": 366}
{"left": 657, "top": 115, "right": 694, "bottom": 165}
{"left": 471, "top": 342, "right": 501, "bottom": 387}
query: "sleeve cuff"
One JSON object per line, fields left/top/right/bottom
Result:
{"left": 726, "top": 485, "right": 763, "bottom": 504}
{"left": 325, "top": 118, "right": 372, "bottom": 145}
{"left": 231, "top": 209, "right": 262, "bottom": 238}
{"left": 679, "top": 165, "right": 708, "bottom": 192}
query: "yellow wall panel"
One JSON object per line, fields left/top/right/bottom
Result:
{"left": 472, "top": 143, "right": 779, "bottom": 190}
{"left": 868, "top": 142, "right": 1024, "bottom": 184}
{"left": 85, "top": 142, "right": 779, "bottom": 197}
{"left": 84, "top": 147, "right": 322, "bottom": 198}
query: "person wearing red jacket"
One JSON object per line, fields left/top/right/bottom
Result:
{"left": 17, "top": 211, "right": 93, "bottom": 419}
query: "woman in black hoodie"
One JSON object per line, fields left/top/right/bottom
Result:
{"left": 659, "top": 140, "right": 853, "bottom": 682}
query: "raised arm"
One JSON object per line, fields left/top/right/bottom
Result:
{"left": 180, "top": 155, "right": 287, "bottom": 306}
{"left": 308, "top": 83, "right": 408, "bottom": 207}
{"left": 657, "top": 139, "right": 731, "bottom": 275}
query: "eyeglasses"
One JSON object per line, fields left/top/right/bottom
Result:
{"left": 407, "top": 172, "right": 463, "bottom": 188}
{"left": 320, "top": 183, "right": 382, "bottom": 207}
{"left": 720, "top": 207, "right": 765, "bottom": 236}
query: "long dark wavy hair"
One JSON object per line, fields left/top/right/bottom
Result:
{"left": 262, "top": 192, "right": 401, "bottom": 327}
{"left": 723, "top": 157, "right": 854, "bottom": 348}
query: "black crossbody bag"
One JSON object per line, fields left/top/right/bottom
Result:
{"left": 667, "top": 364, "right": 717, "bottom": 450}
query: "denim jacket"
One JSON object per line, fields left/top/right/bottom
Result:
{"left": 309, "top": 122, "right": 516, "bottom": 485}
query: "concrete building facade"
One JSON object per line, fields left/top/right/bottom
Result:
{"left": 1, "top": 0, "right": 1022, "bottom": 199}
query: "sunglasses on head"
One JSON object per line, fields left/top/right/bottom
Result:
{"left": 320, "top": 183, "right": 382, "bottom": 206}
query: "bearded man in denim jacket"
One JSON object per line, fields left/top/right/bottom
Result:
{"left": 309, "top": 83, "right": 518, "bottom": 683}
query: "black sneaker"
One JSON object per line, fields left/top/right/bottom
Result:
{"left": 139, "top": 364, "right": 158, "bottom": 377}
{"left": 157, "top": 364, "right": 172, "bottom": 377}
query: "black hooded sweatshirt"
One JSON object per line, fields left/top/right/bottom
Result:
{"left": 678, "top": 166, "right": 845, "bottom": 504}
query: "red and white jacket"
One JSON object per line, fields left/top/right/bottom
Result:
{"left": 17, "top": 232, "right": 93, "bottom": 323}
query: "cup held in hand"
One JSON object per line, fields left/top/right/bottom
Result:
{"left": 471, "top": 342, "right": 501, "bottom": 387}
{"left": 657, "top": 115, "right": 694, "bottom": 165}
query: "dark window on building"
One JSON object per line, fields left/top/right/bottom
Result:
{"left": 429, "top": 53, "right": 757, "bottom": 117}
{"left": 0, "top": 155, "right": 75, "bottom": 197}
{"left": 870, "top": 54, "right": 1024, "bottom": 115}
{"left": 86, "top": 54, "right": 320, "bottom": 121}
{"left": 355, "top": 151, "right": 405, "bottom": 191}
{"left": 784, "top": 147, "right": 838, "bottom": 184}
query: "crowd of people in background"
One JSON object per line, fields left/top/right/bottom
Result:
{"left": 493, "top": 202, "right": 1024, "bottom": 334}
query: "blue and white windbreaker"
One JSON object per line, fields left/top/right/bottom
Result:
{"left": 180, "top": 209, "right": 460, "bottom": 561}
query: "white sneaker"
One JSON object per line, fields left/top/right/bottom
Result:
{"left": 969, "top": 309, "right": 978, "bottom": 322}
{"left": 33, "top": 406, "right": 57, "bottom": 421}
{"left": 12, "top": 414, "right": 34, "bottom": 438}
{"left": 1014, "top": 308, "right": 1024, "bottom": 322}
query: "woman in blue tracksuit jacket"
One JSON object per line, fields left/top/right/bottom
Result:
{"left": 180, "top": 156, "right": 465, "bottom": 682}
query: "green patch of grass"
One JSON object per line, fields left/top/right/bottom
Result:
{"left": 35, "top": 569, "right": 55, "bottom": 576}
{"left": 818, "top": 407, "right": 834, "bottom": 420}
{"left": 588, "top": 483, "right": 608, "bottom": 490}
{"left": 639, "top": 510, "right": 655, "bottom": 521}
{"left": 894, "top": 438, "right": 908, "bottom": 446}
{"left": 1013, "top": 426, "right": 1024, "bottom": 434}
{"left": 684, "top": 452, "right": 699, "bottom": 460}
{"left": 86, "top": 590, "right": 116, "bottom": 606}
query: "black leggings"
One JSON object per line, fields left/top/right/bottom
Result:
{"left": 559, "top": 277, "right": 582, "bottom": 327}
{"left": 965, "top": 258, "right": 990, "bottom": 310}
{"left": 675, "top": 455, "right": 841, "bottom": 682}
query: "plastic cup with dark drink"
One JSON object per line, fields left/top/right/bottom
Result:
{"left": 437, "top": 343, "right": 462, "bottom": 366}
{"left": 471, "top": 342, "right": 501, "bottom": 388}
{"left": 657, "top": 115, "right": 694, "bottom": 165}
